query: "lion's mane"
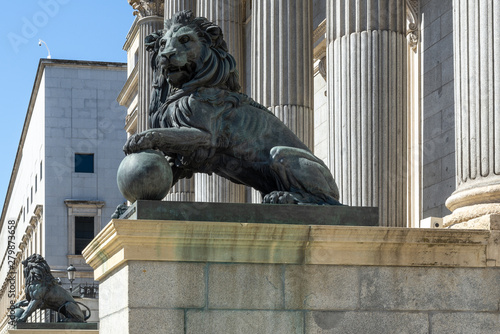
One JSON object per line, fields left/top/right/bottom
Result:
{"left": 22, "top": 254, "right": 58, "bottom": 296}
{"left": 148, "top": 10, "right": 241, "bottom": 129}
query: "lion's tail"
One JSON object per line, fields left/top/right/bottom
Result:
{"left": 58, "top": 301, "right": 92, "bottom": 321}
{"left": 75, "top": 301, "right": 92, "bottom": 321}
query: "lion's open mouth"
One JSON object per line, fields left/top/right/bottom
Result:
{"left": 166, "top": 62, "right": 195, "bottom": 75}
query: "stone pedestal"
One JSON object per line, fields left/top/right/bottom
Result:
{"left": 83, "top": 203, "right": 500, "bottom": 334}
{"left": 326, "top": 0, "right": 408, "bottom": 227}
{"left": 444, "top": 0, "right": 500, "bottom": 228}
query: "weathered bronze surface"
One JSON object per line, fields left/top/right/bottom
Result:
{"left": 120, "top": 200, "right": 378, "bottom": 226}
{"left": 123, "top": 10, "right": 341, "bottom": 205}
{"left": 117, "top": 149, "right": 173, "bottom": 202}
{"left": 13, "top": 254, "right": 90, "bottom": 323}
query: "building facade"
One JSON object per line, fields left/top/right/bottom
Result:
{"left": 120, "top": 0, "right": 497, "bottom": 229}
{"left": 1, "top": 0, "right": 499, "bottom": 329}
{"left": 0, "top": 59, "right": 127, "bottom": 329}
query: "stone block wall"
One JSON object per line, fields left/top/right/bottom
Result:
{"left": 86, "top": 217, "right": 500, "bottom": 334}
{"left": 100, "top": 261, "right": 500, "bottom": 334}
{"left": 421, "top": 0, "right": 456, "bottom": 218}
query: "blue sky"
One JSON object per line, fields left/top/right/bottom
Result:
{"left": 0, "top": 1, "right": 134, "bottom": 205}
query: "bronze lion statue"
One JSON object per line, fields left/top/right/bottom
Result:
{"left": 13, "top": 254, "right": 89, "bottom": 322}
{"left": 124, "top": 10, "right": 340, "bottom": 205}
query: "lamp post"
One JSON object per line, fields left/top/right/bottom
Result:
{"left": 67, "top": 264, "right": 76, "bottom": 293}
{"left": 38, "top": 39, "right": 51, "bottom": 59}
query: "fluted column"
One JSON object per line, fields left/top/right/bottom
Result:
{"left": 129, "top": 1, "right": 164, "bottom": 133}
{"left": 251, "top": 0, "right": 314, "bottom": 148}
{"left": 251, "top": 0, "right": 313, "bottom": 203}
{"left": 164, "top": 0, "right": 195, "bottom": 18}
{"left": 162, "top": 1, "right": 196, "bottom": 202}
{"left": 444, "top": 0, "right": 500, "bottom": 228}
{"left": 327, "top": 0, "right": 407, "bottom": 227}
{"left": 194, "top": 0, "right": 246, "bottom": 203}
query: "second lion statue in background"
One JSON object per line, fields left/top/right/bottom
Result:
{"left": 123, "top": 10, "right": 340, "bottom": 205}
{"left": 13, "top": 254, "right": 90, "bottom": 323}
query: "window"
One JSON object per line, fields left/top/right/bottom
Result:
{"left": 65, "top": 200, "right": 104, "bottom": 256}
{"left": 35, "top": 175, "right": 37, "bottom": 193}
{"left": 74, "top": 216, "right": 95, "bottom": 255}
{"left": 75, "top": 154, "right": 94, "bottom": 173}
{"left": 40, "top": 161, "right": 43, "bottom": 180}
{"left": 30, "top": 187, "right": 33, "bottom": 203}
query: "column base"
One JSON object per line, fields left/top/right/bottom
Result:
{"left": 444, "top": 211, "right": 500, "bottom": 229}
{"left": 444, "top": 184, "right": 500, "bottom": 228}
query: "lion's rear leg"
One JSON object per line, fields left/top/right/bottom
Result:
{"left": 263, "top": 146, "right": 341, "bottom": 205}
{"left": 59, "top": 301, "right": 86, "bottom": 322}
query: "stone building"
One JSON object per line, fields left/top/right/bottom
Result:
{"left": 0, "top": 59, "right": 127, "bottom": 330}
{"left": 91, "top": 2, "right": 500, "bottom": 331}
{"left": 1, "top": 0, "right": 499, "bottom": 331}
{"left": 121, "top": 0, "right": 499, "bottom": 230}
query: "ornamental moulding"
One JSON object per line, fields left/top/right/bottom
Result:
{"left": 128, "top": 0, "right": 164, "bottom": 18}
{"left": 406, "top": 0, "right": 419, "bottom": 50}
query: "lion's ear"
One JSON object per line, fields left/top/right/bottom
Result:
{"left": 145, "top": 31, "right": 163, "bottom": 53}
{"left": 206, "top": 26, "right": 227, "bottom": 51}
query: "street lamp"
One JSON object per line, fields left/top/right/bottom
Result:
{"left": 67, "top": 264, "right": 76, "bottom": 292}
{"left": 38, "top": 39, "right": 51, "bottom": 59}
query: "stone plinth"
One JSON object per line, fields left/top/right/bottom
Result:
{"left": 120, "top": 200, "right": 378, "bottom": 226}
{"left": 14, "top": 323, "right": 97, "bottom": 330}
{"left": 9, "top": 331, "right": 97, "bottom": 334}
{"left": 9, "top": 322, "right": 98, "bottom": 334}
{"left": 83, "top": 209, "right": 500, "bottom": 334}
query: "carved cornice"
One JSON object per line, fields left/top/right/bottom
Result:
{"left": 406, "top": 0, "right": 420, "bottom": 51}
{"left": 128, "top": 0, "right": 164, "bottom": 19}
{"left": 313, "top": 19, "right": 326, "bottom": 44}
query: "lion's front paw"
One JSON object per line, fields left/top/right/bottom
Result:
{"left": 123, "top": 131, "right": 162, "bottom": 154}
{"left": 262, "top": 191, "right": 297, "bottom": 204}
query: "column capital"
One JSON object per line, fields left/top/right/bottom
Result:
{"left": 128, "top": 0, "right": 164, "bottom": 19}
{"left": 406, "top": 0, "right": 420, "bottom": 51}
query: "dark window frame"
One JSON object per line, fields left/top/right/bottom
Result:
{"left": 74, "top": 216, "right": 95, "bottom": 255}
{"left": 75, "top": 153, "right": 94, "bottom": 173}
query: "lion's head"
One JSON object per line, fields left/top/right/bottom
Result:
{"left": 22, "top": 254, "right": 58, "bottom": 288}
{"left": 158, "top": 10, "right": 240, "bottom": 91}
{"left": 147, "top": 10, "right": 241, "bottom": 128}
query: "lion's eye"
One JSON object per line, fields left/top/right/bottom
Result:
{"left": 179, "top": 35, "right": 190, "bottom": 44}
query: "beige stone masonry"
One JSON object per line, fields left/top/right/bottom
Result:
{"left": 83, "top": 219, "right": 500, "bottom": 281}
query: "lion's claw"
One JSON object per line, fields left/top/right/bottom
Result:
{"left": 123, "top": 131, "right": 161, "bottom": 154}
{"left": 263, "top": 191, "right": 297, "bottom": 204}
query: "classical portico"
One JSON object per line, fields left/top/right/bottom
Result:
{"left": 120, "top": 0, "right": 500, "bottom": 229}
